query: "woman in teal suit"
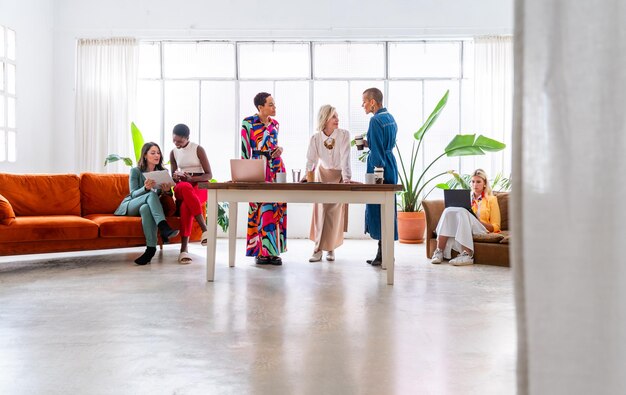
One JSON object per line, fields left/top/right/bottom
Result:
{"left": 115, "top": 142, "right": 179, "bottom": 265}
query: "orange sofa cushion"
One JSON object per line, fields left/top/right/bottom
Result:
{"left": 0, "top": 215, "right": 99, "bottom": 243}
{"left": 0, "top": 173, "right": 81, "bottom": 216}
{"left": 80, "top": 173, "right": 130, "bottom": 216}
{"left": 86, "top": 214, "right": 145, "bottom": 238}
{"left": 0, "top": 193, "right": 15, "bottom": 225}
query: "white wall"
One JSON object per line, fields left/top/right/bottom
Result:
{"left": 6, "top": 0, "right": 513, "bottom": 238}
{"left": 0, "top": 0, "right": 54, "bottom": 174}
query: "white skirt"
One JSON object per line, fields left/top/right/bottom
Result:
{"left": 435, "top": 207, "right": 488, "bottom": 259}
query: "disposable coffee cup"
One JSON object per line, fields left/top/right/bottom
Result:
{"left": 306, "top": 170, "right": 315, "bottom": 183}
{"left": 276, "top": 172, "right": 287, "bottom": 183}
{"left": 364, "top": 173, "right": 376, "bottom": 184}
{"left": 355, "top": 135, "right": 364, "bottom": 151}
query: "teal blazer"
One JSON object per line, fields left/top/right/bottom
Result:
{"left": 114, "top": 167, "right": 162, "bottom": 215}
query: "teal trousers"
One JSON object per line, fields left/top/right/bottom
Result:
{"left": 125, "top": 192, "right": 166, "bottom": 247}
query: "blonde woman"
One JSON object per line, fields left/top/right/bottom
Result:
{"left": 431, "top": 169, "right": 501, "bottom": 266}
{"left": 305, "top": 105, "right": 351, "bottom": 262}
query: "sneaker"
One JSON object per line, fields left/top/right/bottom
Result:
{"left": 326, "top": 250, "right": 335, "bottom": 261}
{"left": 309, "top": 250, "right": 323, "bottom": 262}
{"left": 431, "top": 248, "right": 444, "bottom": 264}
{"left": 450, "top": 251, "right": 474, "bottom": 266}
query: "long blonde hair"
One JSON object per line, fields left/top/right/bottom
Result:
{"left": 472, "top": 168, "right": 492, "bottom": 196}
{"left": 316, "top": 104, "right": 337, "bottom": 133}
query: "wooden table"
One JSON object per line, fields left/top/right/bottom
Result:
{"left": 198, "top": 182, "right": 402, "bottom": 285}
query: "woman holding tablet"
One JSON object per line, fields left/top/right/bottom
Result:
{"left": 114, "top": 142, "right": 180, "bottom": 265}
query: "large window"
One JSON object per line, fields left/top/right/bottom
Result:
{"left": 0, "top": 25, "right": 16, "bottom": 163}
{"left": 136, "top": 40, "right": 499, "bottom": 189}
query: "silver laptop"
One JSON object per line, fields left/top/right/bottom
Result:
{"left": 230, "top": 159, "right": 266, "bottom": 182}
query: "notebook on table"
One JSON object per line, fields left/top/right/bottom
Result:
{"left": 443, "top": 189, "right": 477, "bottom": 218}
{"left": 230, "top": 159, "right": 266, "bottom": 182}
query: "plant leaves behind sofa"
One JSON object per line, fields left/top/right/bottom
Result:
{"left": 0, "top": 173, "right": 203, "bottom": 256}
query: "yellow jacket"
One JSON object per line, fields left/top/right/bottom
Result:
{"left": 473, "top": 194, "right": 501, "bottom": 233}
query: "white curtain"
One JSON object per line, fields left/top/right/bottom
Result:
{"left": 75, "top": 38, "right": 138, "bottom": 173}
{"left": 466, "top": 36, "right": 513, "bottom": 178}
{"left": 514, "top": 1, "right": 626, "bottom": 394}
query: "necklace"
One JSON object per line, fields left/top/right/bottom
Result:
{"left": 323, "top": 136, "right": 335, "bottom": 150}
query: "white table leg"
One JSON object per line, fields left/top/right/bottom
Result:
{"left": 206, "top": 190, "right": 218, "bottom": 282}
{"left": 228, "top": 201, "right": 237, "bottom": 267}
{"left": 382, "top": 191, "right": 395, "bottom": 285}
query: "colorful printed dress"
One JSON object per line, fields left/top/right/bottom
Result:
{"left": 241, "top": 114, "right": 287, "bottom": 257}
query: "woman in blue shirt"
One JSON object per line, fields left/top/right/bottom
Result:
{"left": 361, "top": 87, "right": 399, "bottom": 266}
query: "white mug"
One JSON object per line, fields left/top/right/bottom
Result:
{"left": 364, "top": 173, "right": 376, "bottom": 184}
{"left": 275, "top": 172, "right": 287, "bottom": 183}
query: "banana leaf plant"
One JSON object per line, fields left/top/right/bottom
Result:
{"left": 436, "top": 171, "right": 512, "bottom": 193}
{"left": 104, "top": 122, "right": 145, "bottom": 166}
{"left": 104, "top": 122, "right": 230, "bottom": 232}
{"left": 395, "top": 90, "right": 507, "bottom": 212}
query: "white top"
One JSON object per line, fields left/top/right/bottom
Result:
{"left": 172, "top": 142, "right": 204, "bottom": 173}
{"left": 305, "top": 128, "right": 351, "bottom": 181}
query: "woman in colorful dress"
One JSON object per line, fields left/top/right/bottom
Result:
{"left": 305, "top": 104, "right": 351, "bottom": 262}
{"left": 430, "top": 168, "right": 501, "bottom": 266}
{"left": 240, "top": 92, "right": 287, "bottom": 266}
{"left": 170, "top": 123, "right": 212, "bottom": 264}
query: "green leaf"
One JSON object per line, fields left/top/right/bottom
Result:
{"left": 414, "top": 90, "right": 449, "bottom": 140}
{"left": 444, "top": 134, "right": 506, "bottom": 157}
{"left": 104, "top": 154, "right": 133, "bottom": 167}
{"left": 131, "top": 122, "right": 145, "bottom": 163}
{"left": 474, "top": 135, "right": 507, "bottom": 152}
{"left": 435, "top": 183, "right": 450, "bottom": 190}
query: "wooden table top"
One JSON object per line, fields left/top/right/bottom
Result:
{"left": 198, "top": 182, "right": 403, "bottom": 192}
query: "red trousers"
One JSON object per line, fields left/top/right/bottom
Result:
{"left": 174, "top": 182, "right": 207, "bottom": 237}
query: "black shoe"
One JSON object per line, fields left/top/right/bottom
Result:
{"left": 368, "top": 241, "right": 382, "bottom": 265}
{"left": 370, "top": 258, "right": 382, "bottom": 266}
{"left": 269, "top": 256, "right": 282, "bottom": 266}
{"left": 255, "top": 255, "right": 271, "bottom": 265}
{"left": 135, "top": 246, "right": 156, "bottom": 265}
{"left": 158, "top": 220, "right": 179, "bottom": 244}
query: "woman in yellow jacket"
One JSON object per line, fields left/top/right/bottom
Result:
{"left": 431, "top": 169, "right": 501, "bottom": 266}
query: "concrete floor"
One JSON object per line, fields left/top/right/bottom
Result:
{"left": 0, "top": 239, "right": 515, "bottom": 395}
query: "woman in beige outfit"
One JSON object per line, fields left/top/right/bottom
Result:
{"left": 305, "top": 105, "right": 352, "bottom": 262}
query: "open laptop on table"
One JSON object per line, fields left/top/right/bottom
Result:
{"left": 443, "top": 189, "right": 477, "bottom": 218}
{"left": 230, "top": 159, "right": 266, "bottom": 182}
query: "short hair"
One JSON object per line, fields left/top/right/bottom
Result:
{"left": 363, "top": 87, "right": 383, "bottom": 105}
{"left": 137, "top": 142, "right": 165, "bottom": 172}
{"left": 254, "top": 92, "right": 272, "bottom": 111}
{"left": 472, "top": 168, "right": 492, "bottom": 196}
{"left": 172, "top": 123, "right": 190, "bottom": 138}
{"left": 316, "top": 104, "right": 337, "bottom": 132}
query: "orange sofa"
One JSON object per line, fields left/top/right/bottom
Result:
{"left": 0, "top": 172, "right": 202, "bottom": 256}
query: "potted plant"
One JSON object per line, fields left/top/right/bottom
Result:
{"left": 105, "top": 122, "right": 230, "bottom": 232}
{"left": 394, "top": 90, "right": 506, "bottom": 243}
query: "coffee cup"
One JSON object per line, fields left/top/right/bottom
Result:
{"left": 355, "top": 135, "right": 364, "bottom": 151}
{"left": 306, "top": 170, "right": 315, "bottom": 183}
{"left": 364, "top": 173, "right": 376, "bottom": 184}
{"left": 275, "top": 172, "right": 287, "bottom": 183}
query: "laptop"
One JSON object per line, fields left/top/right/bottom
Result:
{"left": 230, "top": 159, "right": 266, "bottom": 182}
{"left": 443, "top": 189, "right": 477, "bottom": 218}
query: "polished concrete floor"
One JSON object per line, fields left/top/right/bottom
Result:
{"left": 0, "top": 240, "right": 515, "bottom": 395}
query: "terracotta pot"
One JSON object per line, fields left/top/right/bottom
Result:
{"left": 397, "top": 211, "right": 425, "bottom": 244}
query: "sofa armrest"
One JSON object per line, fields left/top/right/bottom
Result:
{"left": 422, "top": 199, "right": 444, "bottom": 249}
